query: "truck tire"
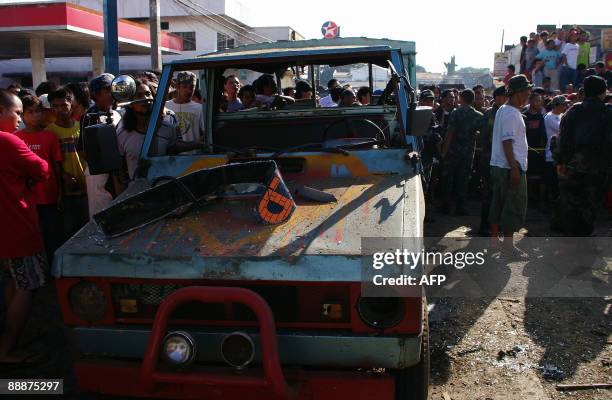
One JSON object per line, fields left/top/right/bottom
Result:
{"left": 392, "top": 299, "right": 429, "bottom": 400}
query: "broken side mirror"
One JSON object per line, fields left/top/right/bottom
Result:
{"left": 408, "top": 105, "right": 433, "bottom": 137}
{"left": 83, "top": 123, "right": 123, "bottom": 175}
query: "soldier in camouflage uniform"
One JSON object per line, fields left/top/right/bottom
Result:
{"left": 440, "top": 89, "right": 483, "bottom": 215}
{"left": 418, "top": 90, "right": 442, "bottom": 203}
{"left": 553, "top": 75, "right": 612, "bottom": 236}
{"left": 476, "top": 86, "right": 508, "bottom": 235}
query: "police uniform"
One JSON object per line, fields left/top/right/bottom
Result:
{"left": 553, "top": 76, "right": 612, "bottom": 236}
{"left": 441, "top": 104, "right": 483, "bottom": 212}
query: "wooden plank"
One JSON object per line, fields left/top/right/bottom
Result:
{"left": 556, "top": 383, "right": 612, "bottom": 391}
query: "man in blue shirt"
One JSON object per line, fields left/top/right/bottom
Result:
{"left": 538, "top": 40, "right": 561, "bottom": 91}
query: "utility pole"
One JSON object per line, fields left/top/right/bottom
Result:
{"left": 103, "top": 0, "right": 119, "bottom": 75}
{"left": 149, "top": 0, "right": 162, "bottom": 73}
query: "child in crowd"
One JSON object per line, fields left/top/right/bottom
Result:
{"left": 238, "top": 85, "right": 257, "bottom": 109}
{"left": 46, "top": 88, "right": 88, "bottom": 240}
{"left": 15, "top": 95, "right": 63, "bottom": 265}
{"left": 531, "top": 59, "right": 545, "bottom": 88}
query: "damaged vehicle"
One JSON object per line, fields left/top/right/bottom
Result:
{"left": 54, "top": 38, "right": 432, "bottom": 399}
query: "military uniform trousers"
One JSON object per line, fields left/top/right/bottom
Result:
{"left": 441, "top": 153, "right": 473, "bottom": 210}
{"left": 556, "top": 171, "right": 608, "bottom": 236}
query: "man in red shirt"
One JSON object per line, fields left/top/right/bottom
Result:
{"left": 0, "top": 89, "right": 49, "bottom": 363}
{"left": 503, "top": 64, "right": 516, "bottom": 86}
{"left": 15, "top": 95, "right": 62, "bottom": 262}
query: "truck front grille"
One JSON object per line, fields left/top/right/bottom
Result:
{"left": 110, "top": 282, "right": 350, "bottom": 326}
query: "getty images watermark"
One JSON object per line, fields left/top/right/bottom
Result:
{"left": 371, "top": 248, "right": 486, "bottom": 287}
{"left": 361, "top": 237, "right": 611, "bottom": 298}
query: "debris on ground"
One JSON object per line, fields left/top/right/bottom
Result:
{"left": 538, "top": 364, "right": 566, "bottom": 380}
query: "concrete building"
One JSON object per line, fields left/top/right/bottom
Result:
{"left": 0, "top": 0, "right": 303, "bottom": 88}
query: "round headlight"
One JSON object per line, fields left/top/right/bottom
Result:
{"left": 221, "top": 332, "right": 255, "bottom": 370}
{"left": 69, "top": 281, "right": 107, "bottom": 322}
{"left": 357, "top": 297, "right": 405, "bottom": 329}
{"left": 162, "top": 331, "right": 196, "bottom": 366}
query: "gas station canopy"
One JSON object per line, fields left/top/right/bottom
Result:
{"left": 0, "top": 1, "right": 183, "bottom": 59}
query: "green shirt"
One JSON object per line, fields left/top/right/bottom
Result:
{"left": 578, "top": 42, "right": 590, "bottom": 68}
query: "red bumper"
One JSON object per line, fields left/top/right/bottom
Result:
{"left": 74, "top": 359, "right": 395, "bottom": 399}
{"left": 73, "top": 286, "right": 395, "bottom": 399}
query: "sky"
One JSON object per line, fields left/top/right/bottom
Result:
{"left": 251, "top": 0, "right": 611, "bottom": 73}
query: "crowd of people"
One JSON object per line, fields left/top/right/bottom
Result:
{"left": 0, "top": 46, "right": 611, "bottom": 362}
{"left": 503, "top": 27, "right": 612, "bottom": 93}
{"left": 419, "top": 52, "right": 612, "bottom": 257}
{"left": 219, "top": 74, "right": 373, "bottom": 112}
{"left": 0, "top": 69, "right": 206, "bottom": 363}
{"left": 0, "top": 68, "right": 379, "bottom": 363}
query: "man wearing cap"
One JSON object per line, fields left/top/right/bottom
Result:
{"left": 476, "top": 85, "right": 507, "bottom": 236}
{"left": 80, "top": 73, "right": 120, "bottom": 217}
{"left": 489, "top": 75, "right": 532, "bottom": 258}
{"left": 439, "top": 89, "right": 483, "bottom": 215}
{"left": 553, "top": 75, "right": 612, "bottom": 236}
{"left": 543, "top": 95, "right": 568, "bottom": 204}
{"left": 166, "top": 71, "right": 205, "bottom": 144}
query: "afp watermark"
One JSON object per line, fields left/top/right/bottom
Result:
{"left": 361, "top": 236, "right": 611, "bottom": 298}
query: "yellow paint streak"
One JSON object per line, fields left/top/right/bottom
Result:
{"left": 178, "top": 153, "right": 370, "bottom": 179}
{"left": 180, "top": 157, "right": 228, "bottom": 176}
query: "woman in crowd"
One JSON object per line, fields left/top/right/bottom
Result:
{"left": 115, "top": 78, "right": 200, "bottom": 187}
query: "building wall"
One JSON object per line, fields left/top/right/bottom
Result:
{"left": 252, "top": 27, "right": 305, "bottom": 42}
{"left": 0, "top": 0, "right": 301, "bottom": 87}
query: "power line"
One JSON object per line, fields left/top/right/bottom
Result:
{"left": 173, "top": 0, "right": 260, "bottom": 45}
{"left": 172, "top": 0, "right": 269, "bottom": 45}
{"left": 177, "top": 0, "right": 273, "bottom": 42}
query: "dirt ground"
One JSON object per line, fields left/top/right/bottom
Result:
{"left": 425, "top": 198, "right": 611, "bottom": 400}
{"left": 1, "top": 198, "right": 610, "bottom": 400}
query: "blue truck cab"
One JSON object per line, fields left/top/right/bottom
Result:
{"left": 54, "top": 38, "right": 430, "bottom": 400}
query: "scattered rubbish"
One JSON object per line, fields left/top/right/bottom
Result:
{"left": 555, "top": 383, "right": 612, "bottom": 391}
{"left": 539, "top": 364, "right": 565, "bottom": 380}
{"left": 457, "top": 346, "right": 483, "bottom": 356}
{"left": 497, "top": 345, "right": 525, "bottom": 360}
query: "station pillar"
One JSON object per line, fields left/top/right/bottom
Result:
{"left": 30, "top": 37, "right": 47, "bottom": 89}
{"left": 92, "top": 45, "right": 105, "bottom": 77}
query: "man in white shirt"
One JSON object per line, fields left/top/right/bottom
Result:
{"left": 560, "top": 31, "right": 579, "bottom": 93}
{"left": 543, "top": 95, "right": 568, "bottom": 201}
{"left": 489, "top": 75, "right": 532, "bottom": 259}
{"left": 165, "top": 71, "right": 205, "bottom": 143}
{"left": 319, "top": 79, "right": 339, "bottom": 107}
{"left": 537, "top": 31, "right": 549, "bottom": 53}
